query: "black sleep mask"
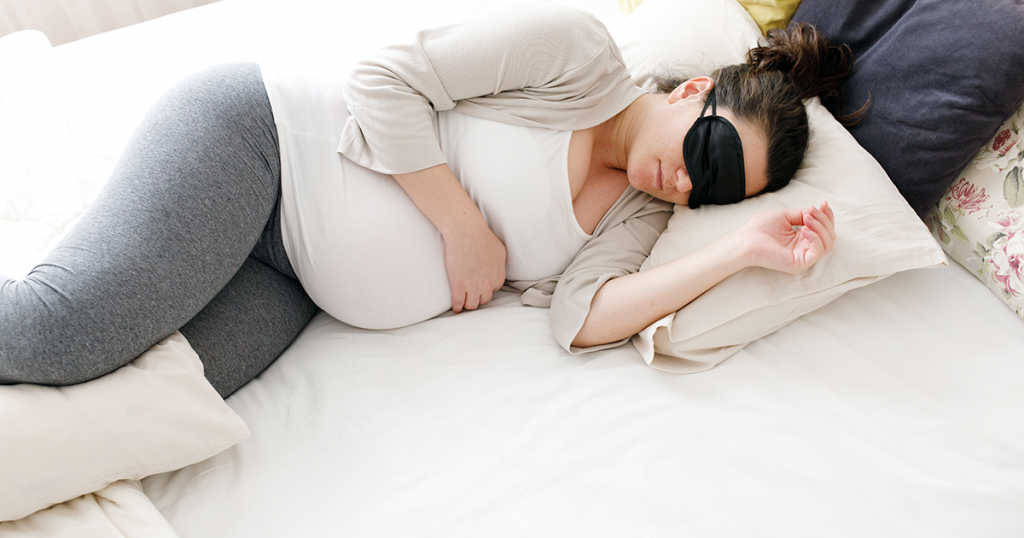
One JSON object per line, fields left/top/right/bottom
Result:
{"left": 682, "top": 87, "right": 746, "bottom": 209}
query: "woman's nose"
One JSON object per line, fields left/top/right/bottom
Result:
{"left": 675, "top": 167, "right": 691, "bottom": 193}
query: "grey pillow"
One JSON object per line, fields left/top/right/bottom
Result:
{"left": 791, "top": 0, "right": 1024, "bottom": 214}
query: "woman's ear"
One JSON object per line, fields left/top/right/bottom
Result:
{"left": 667, "top": 76, "right": 714, "bottom": 104}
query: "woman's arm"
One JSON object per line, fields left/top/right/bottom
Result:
{"left": 392, "top": 164, "right": 505, "bottom": 313}
{"left": 572, "top": 202, "right": 835, "bottom": 348}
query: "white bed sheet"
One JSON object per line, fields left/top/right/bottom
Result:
{"left": 142, "top": 261, "right": 1024, "bottom": 537}
{"left": 6, "top": 0, "right": 1024, "bottom": 535}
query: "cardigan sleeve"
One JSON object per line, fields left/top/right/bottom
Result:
{"left": 549, "top": 198, "right": 672, "bottom": 354}
{"left": 508, "top": 191, "right": 673, "bottom": 354}
{"left": 338, "top": 5, "right": 643, "bottom": 175}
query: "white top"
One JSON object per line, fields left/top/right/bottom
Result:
{"left": 263, "top": 60, "right": 589, "bottom": 330}
{"left": 438, "top": 111, "right": 591, "bottom": 282}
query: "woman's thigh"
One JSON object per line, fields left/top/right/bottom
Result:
{"left": 180, "top": 255, "right": 317, "bottom": 398}
{"left": 0, "top": 62, "right": 285, "bottom": 386}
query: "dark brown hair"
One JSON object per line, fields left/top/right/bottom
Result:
{"left": 651, "top": 23, "right": 862, "bottom": 194}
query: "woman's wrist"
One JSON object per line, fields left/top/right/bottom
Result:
{"left": 436, "top": 205, "right": 489, "bottom": 243}
{"left": 719, "top": 226, "right": 759, "bottom": 273}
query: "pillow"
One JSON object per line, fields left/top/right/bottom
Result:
{"left": 615, "top": 0, "right": 763, "bottom": 89}
{"left": 736, "top": 0, "right": 803, "bottom": 35}
{"left": 0, "top": 480, "right": 177, "bottom": 538}
{"left": 617, "top": 0, "right": 646, "bottom": 15}
{"left": 611, "top": 0, "right": 946, "bottom": 372}
{"left": 0, "top": 332, "right": 250, "bottom": 522}
{"left": 926, "top": 103, "right": 1024, "bottom": 320}
{"left": 616, "top": 0, "right": 802, "bottom": 36}
{"left": 791, "top": 0, "right": 1024, "bottom": 215}
{"left": 633, "top": 100, "right": 946, "bottom": 372}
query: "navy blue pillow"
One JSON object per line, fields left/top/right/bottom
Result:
{"left": 791, "top": 0, "right": 1024, "bottom": 215}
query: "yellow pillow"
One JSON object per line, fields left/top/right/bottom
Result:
{"left": 619, "top": 0, "right": 802, "bottom": 36}
{"left": 736, "top": 0, "right": 802, "bottom": 35}
{"left": 617, "top": 0, "right": 646, "bottom": 15}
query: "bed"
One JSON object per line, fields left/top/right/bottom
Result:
{"left": 2, "top": 0, "right": 1024, "bottom": 535}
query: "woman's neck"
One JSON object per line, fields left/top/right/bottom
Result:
{"left": 590, "top": 93, "right": 655, "bottom": 173}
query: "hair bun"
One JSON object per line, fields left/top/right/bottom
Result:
{"left": 747, "top": 23, "right": 861, "bottom": 122}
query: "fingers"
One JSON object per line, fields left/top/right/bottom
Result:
{"left": 802, "top": 206, "right": 834, "bottom": 254}
{"left": 451, "top": 291, "right": 466, "bottom": 314}
{"left": 451, "top": 286, "right": 495, "bottom": 314}
{"left": 820, "top": 200, "right": 834, "bottom": 223}
{"left": 463, "top": 289, "right": 492, "bottom": 311}
{"left": 816, "top": 201, "right": 836, "bottom": 241}
{"left": 799, "top": 224, "right": 827, "bottom": 260}
{"left": 774, "top": 207, "right": 809, "bottom": 226}
{"left": 769, "top": 201, "right": 834, "bottom": 230}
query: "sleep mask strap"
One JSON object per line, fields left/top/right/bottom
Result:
{"left": 683, "top": 87, "right": 747, "bottom": 209}
{"left": 700, "top": 88, "right": 716, "bottom": 117}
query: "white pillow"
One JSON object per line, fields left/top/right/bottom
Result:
{"left": 610, "top": 0, "right": 946, "bottom": 372}
{"left": 0, "top": 332, "right": 250, "bottom": 522}
{"left": 0, "top": 480, "right": 177, "bottom": 538}
{"left": 613, "top": 0, "right": 763, "bottom": 89}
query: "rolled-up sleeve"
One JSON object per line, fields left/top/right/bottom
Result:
{"left": 549, "top": 208, "right": 670, "bottom": 354}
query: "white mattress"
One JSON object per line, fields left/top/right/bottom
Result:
{"left": 4, "top": 0, "right": 1024, "bottom": 535}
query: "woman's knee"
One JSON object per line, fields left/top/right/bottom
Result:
{"left": 0, "top": 277, "right": 131, "bottom": 386}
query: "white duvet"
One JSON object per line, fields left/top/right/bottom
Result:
{"left": 3, "top": 0, "right": 1024, "bottom": 536}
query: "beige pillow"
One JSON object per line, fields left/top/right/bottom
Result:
{"left": 0, "top": 332, "right": 250, "bottom": 522}
{"left": 0, "top": 480, "right": 177, "bottom": 538}
{"left": 631, "top": 99, "right": 946, "bottom": 372}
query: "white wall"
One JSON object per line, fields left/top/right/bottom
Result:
{"left": 0, "top": 0, "right": 220, "bottom": 45}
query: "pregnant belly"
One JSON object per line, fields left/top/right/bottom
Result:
{"left": 289, "top": 154, "right": 453, "bottom": 330}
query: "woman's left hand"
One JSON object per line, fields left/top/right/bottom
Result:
{"left": 739, "top": 201, "right": 836, "bottom": 274}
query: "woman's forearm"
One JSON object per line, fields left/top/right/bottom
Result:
{"left": 572, "top": 202, "right": 837, "bottom": 348}
{"left": 392, "top": 163, "right": 488, "bottom": 240}
{"left": 572, "top": 232, "right": 751, "bottom": 348}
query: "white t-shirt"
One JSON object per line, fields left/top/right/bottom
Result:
{"left": 262, "top": 61, "right": 589, "bottom": 330}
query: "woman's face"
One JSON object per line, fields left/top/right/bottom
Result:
{"left": 626, "top": 79, "right": 769, "bottom": 207}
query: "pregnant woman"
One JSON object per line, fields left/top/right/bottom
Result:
{"left": 1, "top": 6, "right": 849, "bottom": 397}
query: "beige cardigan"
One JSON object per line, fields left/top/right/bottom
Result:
{"left": 339, "top": 5, "right": 672, "bottom": 353}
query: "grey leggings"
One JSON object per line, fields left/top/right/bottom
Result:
{"left": 0, "top": 63, "right": 318, "bottom": 398}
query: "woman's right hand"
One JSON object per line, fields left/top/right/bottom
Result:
{"left": 442, "top": 221, "right": 506, "bottom": 313}
{"left": 392, "top": 163, "right": 507, "bottom": 314}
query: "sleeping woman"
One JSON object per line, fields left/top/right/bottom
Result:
{"left": 0, "top": 6, "right": 852, "bottom": 397}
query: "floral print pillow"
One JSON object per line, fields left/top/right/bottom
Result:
{"left": 927, "top": 104, "right": 1024, "bottom": 319}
